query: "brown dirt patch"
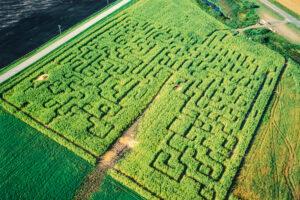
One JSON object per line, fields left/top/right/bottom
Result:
{"left": 174, "top": 84, "right": 182, "bottom": 91}
{"left": 36, "top": 74, "right": 49, "bottom": 81}
{"left": 74, "top": 120, "right": 139, "bottom": 200}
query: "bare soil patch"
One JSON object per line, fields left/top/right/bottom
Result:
{"left": 36, "top": 74, "right": 49, "bottom": 81}
{"left": 74, "top": 120, "right": 139, "bottom": 200}
{"left": 260, "top": 12, "right": 300, "bottom": 43}
{"left": 274, "top": 23, "right": 300, "bottom": 43}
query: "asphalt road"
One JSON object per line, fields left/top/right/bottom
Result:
{"left": 259, "top": 0, "right": 300, "bottom": 27}
{"left": 0, "top": 0, "right": 131, "bottom": 84}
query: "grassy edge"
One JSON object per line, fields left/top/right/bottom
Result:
{"left": 109, "top": 169, "right": 155, "bottom": 200}
{"left": 95, "top": 175, "right": 143, "bottom": 199}
{"left": 0, "top": 0, "right": 134, "bottom": 77}
{"left": 231, "top": 58, "right": 300, "bottom": 199}
{"left": 0, "top": 106, "right": 94, "bottom": 200}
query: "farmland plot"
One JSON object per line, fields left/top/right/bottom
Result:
{"left": 0, "top": 0, "right": 286, "bottom": 199}
{"left": 0, "top": 108, "right": 91, "bottom": 200}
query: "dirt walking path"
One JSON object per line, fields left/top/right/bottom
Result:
{"left": 74, "top": 75, "right": 172, "bottom": 200}
{"left": 0, "top": 0, "right": 131, "bottom": 84}
{"left": 236, "top": 15, "right": 300, "bottom": 43}
{"left": 74, "top": 120, "right": 139, "bottom": 200}
{"left": 236, "top": 20, "right": 285, "bottom": 33}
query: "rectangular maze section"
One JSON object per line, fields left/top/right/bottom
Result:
{"left": 0, "top": 14, "right": 188, "bottom": 161}
{"left": 111, "top": 63, "right": 285, "bottom": 199}
{"left": 0, "top": 9, "right": 219, "bottom": 162}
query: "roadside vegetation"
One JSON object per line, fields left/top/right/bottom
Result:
{"left": 197, "top": 0, "right": 260, "bottom": 28}
{"left": 244, "top": 28, "right": 300, "bottom": 63}
{"left": 198, "top": 0, "right": 300, "bottom": 50}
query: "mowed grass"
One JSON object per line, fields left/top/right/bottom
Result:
{"left": 0, "top": 107, "right": 92, "bottom": 200}
{"left": 233, "top": 60, "right": 300, "bottom": 200}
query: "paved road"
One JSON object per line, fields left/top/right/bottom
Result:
{"left": 0, "top": 0, "right": 131, "bottom": 84}
{"left": 259, "top": 0, "right": 300, "bottom": 27}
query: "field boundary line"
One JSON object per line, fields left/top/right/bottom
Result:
{"left": 227, "top": 58, "right": 289, "bottom": 199}
{"left": 0, "top": 0, "right": 131, "bottom": 84}
{"left": 1, "top": 98, "right": 98, "bottom": 160}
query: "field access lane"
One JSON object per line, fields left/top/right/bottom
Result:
{"left": 0, "top": 0, "right": 131, "bottom": 84}
{"left": 259, "top": 0, "right": 300, "bottom": 27}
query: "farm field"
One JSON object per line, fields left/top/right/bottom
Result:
{"left": 0, "top": 107, "right": 92, "bottom": 199}
{"left": 0, "top": 0, "right": 294, "bottom": 199}
{"left": 274, "top": 0, "right": 300, "bottom": 18}
{"left": 233, "top": 60, "right": 300, "bottom": 200}
{"left": 91, "top": 175, "right": 142, "bottom": 200}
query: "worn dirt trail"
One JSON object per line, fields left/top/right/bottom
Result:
{"left": 74, "top": 120, "right": 139, "bottom": 200}
{"left": 74, "top": 75, "right": 172, "bottom": 200}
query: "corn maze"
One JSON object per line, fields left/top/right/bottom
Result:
{"left": 109, "top": 26, "right": 285, "bottom": 199}
{"left": 0, "top": 0, "right": 286, "bottom": 199}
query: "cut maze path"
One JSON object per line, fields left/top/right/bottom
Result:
{"left": 74, "top": 121, "right": 138, "bottom": 200}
